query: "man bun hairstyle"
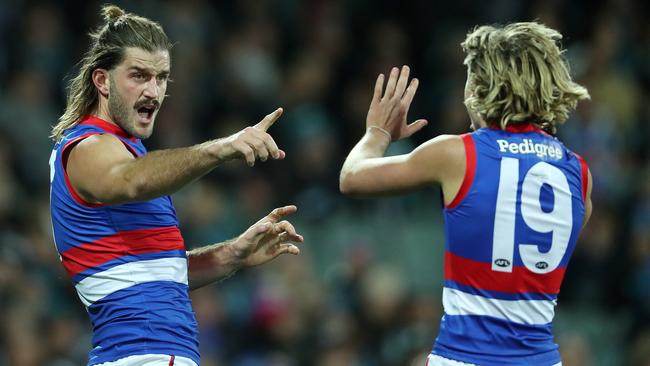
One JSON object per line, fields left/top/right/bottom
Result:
{"left": 51, "top": 4, "right": 172, "bottom": 141}
{"left": 102, "top": 4, "right": 125, "bottom": 21}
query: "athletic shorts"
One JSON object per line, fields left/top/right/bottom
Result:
{"left": 426, "top": 354, "right": 562, "bottom": 366}
{"left": 94, "top": 354, "right": 198, "bottom": 366}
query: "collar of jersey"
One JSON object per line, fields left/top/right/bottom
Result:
{"left": 80, "top": 115, "right": 138, "bottom": 142}
{"left": 488, "top": 122, "right": 546, "bottom": 134}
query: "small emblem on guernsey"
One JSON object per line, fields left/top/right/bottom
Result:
{"left": 494, "top": 258, "right": 510, "bottom": 267}
{"left": 496, "top": 139, "right": 562, "bottom": 159}
{"left": 535, "top": 261, "right": 549, "bottom": 270}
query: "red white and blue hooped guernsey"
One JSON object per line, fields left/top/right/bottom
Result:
{"left": 49, "top": 116, "right": 199, "bottom": 365}
{"left": 431, "top": 124, "right": 589, "bottom": 365}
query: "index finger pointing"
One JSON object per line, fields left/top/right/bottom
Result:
{"left": 255, "top": 107, "right": 284, "bottom": 132}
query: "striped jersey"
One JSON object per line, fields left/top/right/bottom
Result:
{"left": 432, "top": 124, "right": 588, "bottom": 365}
{"left": 49, "top": 115, "right": 199, "bottom": 365}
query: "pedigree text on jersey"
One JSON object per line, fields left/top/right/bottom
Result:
{"left": 496, "top": 139, "right": 563, "bottom": 160}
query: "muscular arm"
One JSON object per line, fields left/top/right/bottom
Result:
{"left": 68, "top": 135, "right": 224, "bottom": 204}
{"left": 67, "top": 109, "right": 284, "bottom": 205}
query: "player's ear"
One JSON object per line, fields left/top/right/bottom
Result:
{"left": 92, "top": 68, "right": 110, "bottom": 98}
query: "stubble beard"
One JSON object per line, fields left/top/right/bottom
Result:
{"left": 108, "top": 78, "right": 152, "bottom": 139}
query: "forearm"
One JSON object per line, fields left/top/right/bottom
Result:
{"left": 119, "top": 140, "right": 227, "bottom": 201}
{"left": 186, "top": 239, "right": 245, "bottom": 290}
{"left": 340, "top": 129, "right": 391, "bottom": 192}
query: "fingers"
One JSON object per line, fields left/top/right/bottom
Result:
{"left": 393, "top": 65, "right": 410, "bottom": 100}
{"left": 241, "top": 136, "right": 266, "bottom": 162}
{"left": 274, "top": 243, "right": 300, "bottom": 256}
{"left": 255, "top": 107, "right": 283, "bottom": 132}
{"left": 260, "top": 133, "right": 282, "bottom": 160}
{"left": 233, "top": 127, "right": 283, "bottom": 166}
{"left": 404, "top": 119, "right": 428, "bottom": 138}
{"left": 373, "top": 73, "right": 384, "bottom": 102}
{"left": 244, "top": 221, "right": 273, "bottom": 241}
{"left": 232, "top": 140, "right": 256, "bottom": 166}
{"left": 383, "top": 67, "right": 399, "bottom": 99}
{"left": 401, "top": 77, "right": 419, "bottom": 110}
{"left": 265, "top": 205, "right": 298, "bottom": 223}
{"left": 272, "top": 220, "right": 304, "bottom": 241}
{"left": 243, "top": 216, "right": 304, "bottom": 244}
{"left": 264, "top": 220, "right": 304, "bottom": 253}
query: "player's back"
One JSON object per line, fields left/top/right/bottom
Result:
{"left": 432, "top": 123, "right": 588, "bottom": 365}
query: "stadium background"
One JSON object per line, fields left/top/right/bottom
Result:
{"left": 0, "top": 0, "right": 649, "bottom": 365}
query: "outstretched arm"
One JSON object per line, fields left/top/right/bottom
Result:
{"left": 187, "top": 205, "right": 304, "bottom": 290}
{"left": 340, "top": 66, "right": 465, "bottom": 199}
{"left": 67, "top": 108, "right": 285, "bottom": 205}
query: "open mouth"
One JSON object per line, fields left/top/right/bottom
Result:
{"left": 136, "top": 105, "right": 156, "bottom": 123}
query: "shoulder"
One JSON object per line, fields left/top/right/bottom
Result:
{"left": 69, "top": 132, "right": 125, "bottom": 153}
{"left": 415, "top": 134, "right": 463, "bottom": 152}
{"left": 68, "top": 133, "right": 135, "bottom": 164}
{"left": 74, "top": 133, "right": 125, "bottom": 149}
{"left": 408, "top": 134, "right": 466, "bottom": 182}
{"left": 411, "top": 134, "right": 465, "bottom": 163}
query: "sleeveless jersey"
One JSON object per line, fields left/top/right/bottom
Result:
{"left": 49, "top": 116, "right": 199, "bottom": 365}
{"left": 431, "top": 124, "right": 589, "bottom": 365}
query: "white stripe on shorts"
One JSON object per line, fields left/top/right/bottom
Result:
{"left": 426, "top": 354, "right": 562, "bottom": 366}
{"left": 94, "top": 354, "right": 197, "bottom": 366}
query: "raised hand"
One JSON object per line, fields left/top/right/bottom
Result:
{"left": 366, "top": 66, "right": 427, "bottom": 141}
{"left": 214, "top": 108, "right": 286, "bottom": 166}
{"left": 231, "top": 205, "right": 304, "bottom": 267}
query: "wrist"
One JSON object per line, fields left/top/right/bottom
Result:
{"left": 366, "top": 125, "right": 392, "bottom": 142}
{"left": 227, "top": 237, "right": 249, "bottom": 269}
{"left": 203, "top": 139, "right": 231, "bottom": 163}
{"left": 366, "top": 126, "right": 392, "bottom": 147}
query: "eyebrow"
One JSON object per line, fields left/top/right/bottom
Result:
{"left": 127, "top": 66, "right": 170, "bottom": 76}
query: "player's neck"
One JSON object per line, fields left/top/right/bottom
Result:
{"left": 93, "top": 99, "right": 118, "bottom": 128}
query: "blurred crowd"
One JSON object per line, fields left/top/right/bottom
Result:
{"left": 0, "top": 0, "right": 649, "bottom": 365}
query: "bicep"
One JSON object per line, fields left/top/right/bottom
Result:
{"left": 66, "top": 134, "right": 137, "bottom": 204}
{"left": 340, "top": 154, "right": 426, "bottom": 196}
{"left": 341, "top": 135, "right": 464, "bottom": 196}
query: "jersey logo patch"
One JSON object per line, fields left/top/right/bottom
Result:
{"left": 496, "top": 139, "right": 563, "bottom": 159}
{"left": 494, "top": 258, "right": 511, "bottom": 267}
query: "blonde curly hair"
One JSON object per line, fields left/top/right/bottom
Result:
{"left": 461, "top": 22, "right": 589, "bottom": 132}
